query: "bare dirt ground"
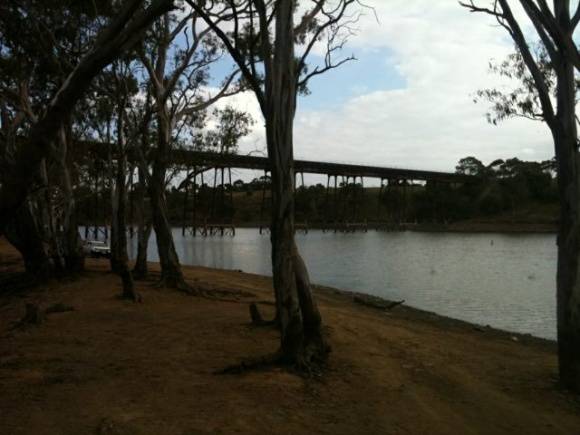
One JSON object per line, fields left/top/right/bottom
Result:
{"left": 0, "top": 238, "right": 579, "bottom": 434}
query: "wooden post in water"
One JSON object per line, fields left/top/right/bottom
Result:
{"left": 323, "top": 175, "right": 331, "bottom": 231}
{"left": 220, "top": 167, "right": 225, "bottom": 236}
{"left": 377, "top": 178, "right": 385, "bottom": 229}
{"left": 181, "top": 171, "right": 189, "bottom": 236}
{"left": 192, "top": 169, "right": 197, "bottom": 236}
{"left": 93, "top": 170, "right": 100, "bottom": 240}
{"left": 333, "top": 175, "right": 339, "bottom": 232}
{"left": 259, "top": 170, "right": 268, "bottom": 235}
{"left": 228, "top": 167, "right": 234, "bottom": 229}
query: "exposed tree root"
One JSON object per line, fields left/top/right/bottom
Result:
{"left": 248, "top": 302, "right": 277, "bottom": 327}
{"left": 153, "top": 275, "right": 201, "bottom": 296}
{"left": 19, "top": 303, "right": 45, "bottom": 326}
{"left": 292, "top": 344, "right": 331, "bottom": 378}
{"left": 131, "top": 269, "right": 148, "bottom": 281}
{"left": 45, "top": 303, "right": 75, "bottom": 314}
{"left": 118, "top": 291, "right": 143, "bottom": 303}
{"left": 215, "top": 352, "right": 283, "bottom": 375}
{"left": 216, "top": 340, "right": 331, "bottom": 378}
{"left": 215, "top": 352, "right": 329, "bottom": 378}
{"left": 353, "top": 294, "right": 406, "bottom": 311}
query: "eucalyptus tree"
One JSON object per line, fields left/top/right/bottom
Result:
{"left": 126, "top": 94, "right": 156, "bottom": 279}
{"left": 177, "top": 105, "right": 254, "bottom": 196}
{"left": 461, "top": 0, "right": 580, "bottom": 391}
{"left": 186, "top": 0, "right": 362, "bottom": 368}
{"left": 0, "top": 0, "right": 111, "bottom": 276}
{"left": 204, "top": 106, "right": 254, "bottom": 154}
{"left": 81, "top": 59, "right": 142, "bottom": 300}
{"left": 136, "top": 4, "right": 241, "bottom": 290}
{"left": 0, "top": 0, "right": 176, "bottom": 279}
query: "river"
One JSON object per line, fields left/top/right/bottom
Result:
{"left": 127, "top": 228, "right": 557, "bottom": 340}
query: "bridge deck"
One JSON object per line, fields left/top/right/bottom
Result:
{"left": 77, "top": 140, "right": 468, "bottom": 183}
{"left": 171, "top": 150, "right": 467, "bottom": 183}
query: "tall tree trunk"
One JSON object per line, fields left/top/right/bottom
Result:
{"left": 553, "top": 11, "right": 580, "bottom": 389}
{"left": 266, "top": 0, "right": 327, "bottom": 366}
{"left": 110, "top": 99, "right": 139, "bottom": 301}
{"left": 133, "top": 167, "right": 151, "bottom": 279}
{"left": 149, "top": 178, "right": 187, "bottom": 289}
{"left": 58, "top": 128, "right": 84, "bottom": 273}
{"left": 61, "top": 167, "right": 84, "bottom": 273}
{"left": 109, "top": 148, "right": 121, "bottom": 274}
{"left": 114, "top": 152, "right": 140, "bottom": 301}
{"left": 148, "top": 109, "right": 189, "bottom": 290}
{"left": 3, "top": 202, "right": 53, "bottom": 280}
{"left": 38, "top": 160, "right": 65, "bottom": 274}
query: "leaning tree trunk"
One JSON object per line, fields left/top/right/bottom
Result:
{"left": 148, "top": 110, "right": 189, "bottom": 290}
{"left": 553, "top": 41, "right": 580, "bottom": 391}
{"left": 265, "top": 0, "right": 327, "bottom": 367}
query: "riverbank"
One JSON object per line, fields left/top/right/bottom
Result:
{"left": 1, "top": 240, "right": 579, "bottom": 434}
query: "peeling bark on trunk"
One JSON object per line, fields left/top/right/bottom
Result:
{"left": 148, "top": 106, "right": 189, "bottom": 291}
{"left": 265, "top": 0, "right": 328, "bottom": 367}
{"left": 149, "top": 177, "right": 187, "bottom": 289}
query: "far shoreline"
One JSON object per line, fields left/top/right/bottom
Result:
{"left": 169, "top": 221, "right": 558, "bottom": 234}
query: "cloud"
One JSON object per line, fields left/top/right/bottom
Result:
{"left": 219, "top": 1, "right": 555, "bottom": 174}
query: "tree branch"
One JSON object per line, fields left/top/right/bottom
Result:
{"left": 185, "top": 0, "right": 266, "bottom": 111}
{"left": 0, "top": 0, "right": 175, "bottom": 230}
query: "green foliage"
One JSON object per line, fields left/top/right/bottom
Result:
{"left": 475, "top": 48, "right": 554, "bottom": 124}
{"left": 456, "top": 156, "right": 485, "bottom": 176}
{"left": 202, "top": 106, "right": 254, "bottom": 154}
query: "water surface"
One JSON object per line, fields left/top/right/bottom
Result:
{"left": 128, "top": 228, "right": 557, "bottom": 340}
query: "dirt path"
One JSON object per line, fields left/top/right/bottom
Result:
{"left": 0, "top": 239, "right": 579, "bottom": 434}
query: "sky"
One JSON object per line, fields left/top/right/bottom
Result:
{"left": 208, "top": 0, "right": 555, "bottom": 176}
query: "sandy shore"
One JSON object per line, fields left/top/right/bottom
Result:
{"left": 0, "top": 238, "right": 579, "bottom": 434}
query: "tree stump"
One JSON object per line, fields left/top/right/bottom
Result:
{"left": 21, "top": 303, "right": 44, "bottom": 325}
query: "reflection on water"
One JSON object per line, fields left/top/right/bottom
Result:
{"left": 128, "top": 228, "right": 557, "bottom": 340}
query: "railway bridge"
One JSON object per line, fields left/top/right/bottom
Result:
{"left": 169, "top": 150, "right": 469, "bottom": 236}
{"left": 78, "top": 142, "right": 470, "bottom": 237}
